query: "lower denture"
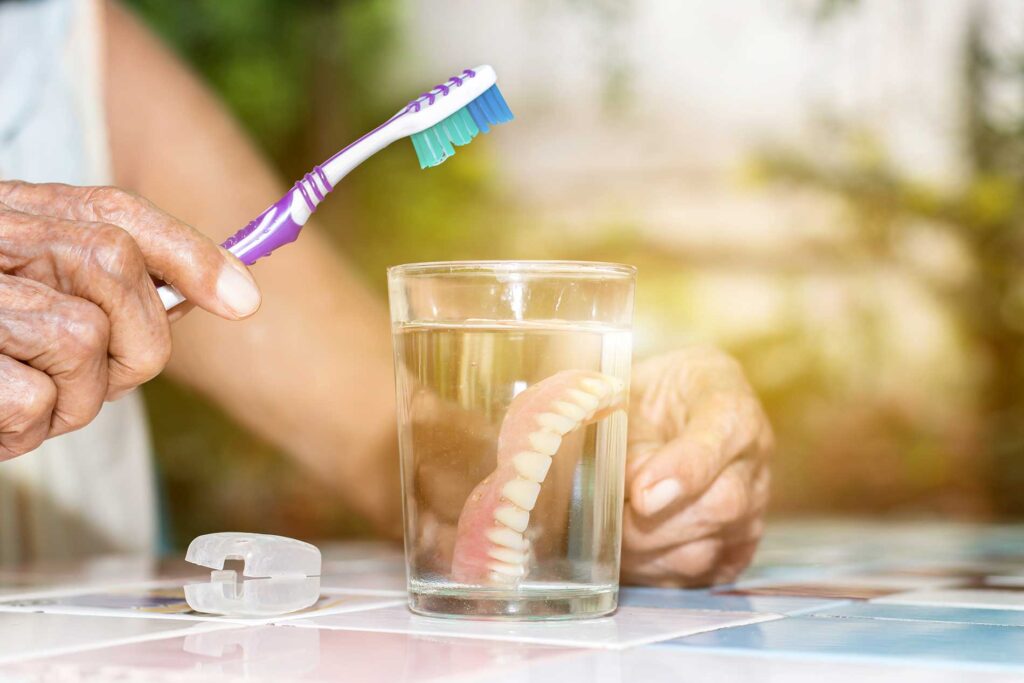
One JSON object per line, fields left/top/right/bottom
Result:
{"left": 450, "top": 369, "right": 626, "bottom": 585}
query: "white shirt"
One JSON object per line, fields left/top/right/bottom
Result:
{"left": 0, "top": 0, "right": 157, "bottom": 563}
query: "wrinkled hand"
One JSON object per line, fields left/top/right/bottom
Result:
{"left": 622, "top": 347, "right": 773, "bottom": 587}
{"left": 0, "top": 181, "right": 260, "bottom": 459}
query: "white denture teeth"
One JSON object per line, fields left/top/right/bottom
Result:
{"left": 583, "top": 377, "right": 620, "bottom": 409}
{"left": 581, "top": 377, "right": 611, "bottom": 397}
{"left": 554, "top": 401, "right": 587, "bottom": 421}
{"left": 487, "top": 527, "right": 528, "bottom": 551}
{"left": 501, "top": 479, "right": 541, "bottom": 511}
{"left": 488, "top": 546, "right": 527, "bottom": 565}
{"left": 567, "top": 389, "right": 600, "bottom": 412}
{"left": 537, "top": 412, "right": 576, "bottom": 435}
{"left": 489, "top": 561, "right": 527, "bottom": 577}
{"left": 489, "top": 571, "right": 518, "bottom": 584}
{"left": 495, "top": 505, "right": 529, "bottom": 532}
{"left": 512, "top": 451, "right": 552, "bottom": 483}
{"left": 528, "top": 431, "right": 562, "bottom": 456}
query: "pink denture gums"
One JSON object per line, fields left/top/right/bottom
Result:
{"left": 450, "top": 370, "right": 627, "bottom": 585}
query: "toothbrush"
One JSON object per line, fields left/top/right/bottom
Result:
{"left": 158, "top": 64, "right": 513, "bottom": 310}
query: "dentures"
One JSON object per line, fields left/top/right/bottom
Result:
{"left": 450, "top": 370, "right": 626, "bottom": 585}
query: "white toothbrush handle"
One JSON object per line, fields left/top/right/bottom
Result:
{"left": 159, "top": 285, "right": 186, "bottom": 310}
{"left": 319, "top": 114, "right": 406, "bottom": 187}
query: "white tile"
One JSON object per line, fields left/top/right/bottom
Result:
{"left": 0, "top": 611, "right": 235, "bottom": 664}
{"left": 0, "top": 584, "right": 402, "bottom": 625}
{"left": 0, "top": 626, "right": 575, "bottom": 682}
{"left": 287, "top": 604, "right": 779, "bottom": 650}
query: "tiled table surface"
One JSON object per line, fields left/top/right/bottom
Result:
{"left": 3, "top": 521, "right": 1024, "bottom": 681}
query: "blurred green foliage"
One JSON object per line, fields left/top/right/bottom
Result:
{"left": 126, "top": 0, "right": 1024, "bottom": 548}
{"left": 128, "top": 0, "right": 516, "bottom": 546}
{"left": 751, "top": 5, "right": 1024, "bottom": 516}
{"left": 127, "top": 0, "right": 511, "bottom": 276}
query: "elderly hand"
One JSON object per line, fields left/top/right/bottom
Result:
{"left": 0, "top": 180, "right": 260, "bottom": 459}
{"left": 622, "top": 347, "right": 773, "bottom": 587}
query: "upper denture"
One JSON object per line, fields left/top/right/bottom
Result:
{"left": 450, "top": 370, "right": 627, "bottom": 585}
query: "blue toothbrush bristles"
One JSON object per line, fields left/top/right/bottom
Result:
{"left": 411, "top": 84, "right": 514, "bottom": 169}
{"left": 466, "top": 84, "right": 514, "bottom": 134}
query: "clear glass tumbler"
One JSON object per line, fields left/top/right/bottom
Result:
{"left": 387, "top": 261, "right": 635, "bottom": 619}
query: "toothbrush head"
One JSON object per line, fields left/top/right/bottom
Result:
{"left": 402, "top": 65, "right": 514, "bottom": 169}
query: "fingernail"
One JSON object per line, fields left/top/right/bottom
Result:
{"left": 217, "top": 265, "right": 261, "bottom": 317}
{"left": 642, "top": 478, "right": 683, "bottom": 515}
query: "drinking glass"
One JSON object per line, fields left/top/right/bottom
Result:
{"left": 388, "top": 261, "right": 635, "bottom": 619}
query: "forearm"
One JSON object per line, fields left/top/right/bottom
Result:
{"left": 104, "top": 1, "right": 401, "bottom": 533}
{"left": 169, "top": 239, "right": 402, "bottom": 534}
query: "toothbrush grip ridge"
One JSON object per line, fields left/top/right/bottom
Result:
{"left": 160, "top": 170, "right": 331, "bottom": 309}
{"left": 221, "top": 198, "right": 302, "bottom": 266}
{"left": 223, "top": 170, "right": 331, "bottom": 266}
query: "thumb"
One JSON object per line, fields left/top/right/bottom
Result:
{"left": 0, "top": 181, "right": 261, "bottom": 319}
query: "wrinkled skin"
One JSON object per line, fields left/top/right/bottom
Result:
{"left": 0, "top": 178, "right": 770, "bottom": 586}
{"left": 622, "top": 347, "right": 773, "bottom": 586}
{"left": 0, "top": 180, "right": 260, "bottom": 460}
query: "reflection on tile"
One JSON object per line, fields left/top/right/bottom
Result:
{"left": 0, "top": 557, "right": 205, "bottom": 600}
{"left": 866, "top": 562, "right": 1017, "bottom": 581}
{"left": 620, "top": 587, "right": 849, "bottom": 616}
{"left": 0, "top": 575, "right": 58, "bottom": 600}
{"left": 811, "top": 602, "right": 1024, "bottom": 628}
{"left": 319, "top": 540, "right": 405, "bottom": 564}
{"left": 7, "top": 527, "right": 1024, "bottom": 680}
{"left": 985, "top": 575, "right": 1024, "bottom": 587}
{"left": 876, "top": 588, "right": 1024, "bottom": 612}
{"left": 1, "top": 625, "right": 578, "bottom": 682}
{"left": 320, "top": 540, "right": 406, "bottom": 575}
{"left": 664, "top": 615, "right": 1024, "bottom": 670}
{"left": 319, "top": 568, "right": 408, "bottom": 596}
{"left": 0, "top": 584, "right": 402, "bottom": 625}
{"left": 734, "top": 564, "right": 854, "bottom": 582}
{"left": 452, "top": 646, "right": 1024, "bottom": 683}
{"left": 719, "top": 574, "right": 965, "bottom": 601}
{"left": 0, "top": 611, "right": 233, "bottom": 664}
{"left": 289, "top": 604, "right": 779, "bottom": 650}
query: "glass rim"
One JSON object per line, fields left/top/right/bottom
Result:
{"left": 387, "top": 260, "right": 637, "bottom": 279}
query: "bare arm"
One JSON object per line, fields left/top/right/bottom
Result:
{"left": 104, "top": 2, "right": 401, "bottom": 534}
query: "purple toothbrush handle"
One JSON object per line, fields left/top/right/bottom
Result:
{"left": 222, "top": 196, "right": 302, "bottom": 266}
{"left": 222, "top": 169, "right": 331, "bottom": 266}
{"left": 157, "top": 176, "right": 326, "bottom": 310}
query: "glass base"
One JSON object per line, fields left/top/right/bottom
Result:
{"left": 408, "top": 587, "right": 618, "bottom": 620}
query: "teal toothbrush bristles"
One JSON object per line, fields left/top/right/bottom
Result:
{"left": 411, "top": 84, "right": 514, "bottom": 169}
{"left": 410, "top": 108, "right": 478, "bottom": 169}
